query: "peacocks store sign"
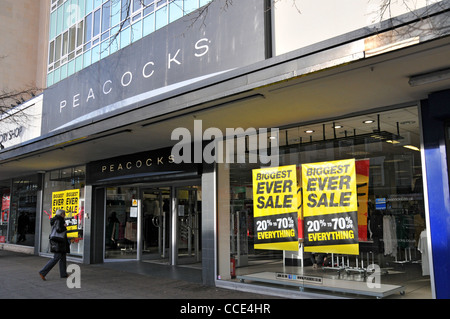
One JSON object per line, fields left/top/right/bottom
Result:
{"left": 41, "top": 0, "right": 266, "bottom": 135}
{"left": 86, "top": 147, "right": 200, "bottom": 184}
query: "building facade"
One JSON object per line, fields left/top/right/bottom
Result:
{"left": 1, "top": 0, "right": 450, "bottom": 299}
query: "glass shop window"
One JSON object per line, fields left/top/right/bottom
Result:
{"left": 40, "top": 166, "right": 86, "bottom": 258}
{"left": 5, "top": 175, "right": 40, "bottom": 247}
{"left": 217, "top": 106, "right": 431, "bottom": 299}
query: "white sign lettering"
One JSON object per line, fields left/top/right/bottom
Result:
{"left": 57, "top": 38, "right": 210, "bottom": 114}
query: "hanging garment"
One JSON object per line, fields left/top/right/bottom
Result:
{"left": 383, "top": 215, "right": 398, "bottom": 258}
{"left": 418, "top": 230, "right": 430, "bottom": 276}
{"left": 125, "top": 221, "right": 137, "bottom": 242}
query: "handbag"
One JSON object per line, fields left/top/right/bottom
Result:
{"left": 49, "top": 225, "right": 66, "bottom": 242}
{"left": 49, "top": 239, "right": 59, "bottom": 252}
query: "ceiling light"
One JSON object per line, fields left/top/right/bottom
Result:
{"left": 363, "top": 120, "right": 375, "bottom": 124}
{"left": 305, "top": 130, "right": 314, "bottom": 134}
{"left": 403, "top": 145, "right": 420, "bottom": 152}
{"left": 386, "top": 140, "right": 400, "bottom": 144}
{"left": 333, "top": 125, "right": 343, "bottom": 129}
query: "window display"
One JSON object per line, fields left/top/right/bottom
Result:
{"left": 218, "top": 106, "right": 431, "bottom": 298}
{"left": 41, "top": 166, "right": 85, "bottom": 257}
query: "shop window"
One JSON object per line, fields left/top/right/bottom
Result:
{"left": 218, "top": 106, "right": 431, "bottom": 298}
{"left": 40, "top": 166, "right": 86, "bottom": 258}
{"left": 5, "top": 175, "right": 40, "bottom": 247}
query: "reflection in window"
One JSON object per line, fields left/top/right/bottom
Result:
{"left": 133, "top": 0, "right": 141, "bottom": 13}
{"left": 84, "top": 13, "right": 92, "bottom": 43}
{"left": 49, "top": 41, "right": 55, "bottom": 64}
{"left": 102, "top": 1, "right": 111, "bottom": 33}
{"left": 76, "top": 21, "right": 84, "bottom": 47}
{"left": 93, "top": 9, "right": 101, "bottom": 38}
{"left": 69, "top": 25, "right": 76, "bottom": 53}
{"left": 55, "top": 35, "right": 62, "bottom": 61}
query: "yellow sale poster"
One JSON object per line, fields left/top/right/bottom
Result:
{"left": 52, "top": 189, "right": 80, "bottom": 217}
{"left": 302, "top": 159, "right": 359, "bottom": 255}
{"left": 252, "top": 165, "right": 298, "bottom": 251}
{"left": 52, "top": 189, "right": 80, "bottom": 239}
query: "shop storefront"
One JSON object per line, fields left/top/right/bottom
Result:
{"left": 2, "top": 0, "right": 450, "bottom": 299}
{"left": 85, "top": 147, "right": 202, "bottom": 266}
{"left": 216, "top": 105, "right": 431, "bottom": 298}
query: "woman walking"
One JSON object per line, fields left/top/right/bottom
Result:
{"left": 38, "top": 209, "right": 69, "bottom": 280}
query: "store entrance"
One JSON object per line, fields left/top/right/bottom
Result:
{"left": 141, "top": 187, "right": 170, "bottom": 263}
{"left": 141, "top": 186, "right": 201, "bottom": 266}
{"left": 104, "top": 183, "right": 201, "bottom": 266}
{"left": 175, "top": 187, "right": 201, "bottom": 265}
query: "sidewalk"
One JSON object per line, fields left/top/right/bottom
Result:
{"left": 0, "top": 250, "right": 279, "bottom": 300}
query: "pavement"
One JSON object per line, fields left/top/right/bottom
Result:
{"left": 0, "top": 249, "right": 281, "bottom": 300}
{"left": 0, "top": 250, "right": 298, "bottom": 318}
{"left": 0, "top": 250, "right": 431, "bottom": 317}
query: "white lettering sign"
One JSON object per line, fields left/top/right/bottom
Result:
{"left": 56, "top": 38, "right": 210, "bottom": 116}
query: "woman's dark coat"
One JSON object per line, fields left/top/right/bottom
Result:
{"left": 49, "top": 215, "right": 70, "bottom": 253}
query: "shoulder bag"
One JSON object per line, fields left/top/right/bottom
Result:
{"left": 49, "top": 224, "right": 66, "bottom": 242}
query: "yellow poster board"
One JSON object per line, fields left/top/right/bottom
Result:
{"left": 252, "top": 165, "right": 298, "bottom": 251}
{"left": 52, "top": 189, "right": 80, "bottom": 238}
{"left": 302, "top": 159, "right": 359, "bottom": 255}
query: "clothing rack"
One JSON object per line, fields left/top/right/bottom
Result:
{"left": 322, "top": 252, "right": 376, "bottom": 278}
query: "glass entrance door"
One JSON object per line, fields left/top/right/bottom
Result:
{"left": 103, "top": 184, "right": 201, "bottom": 265}
{"left": 105, "top": 186, "right": 138, "bottom": 260}
{"left": 176, "top": 187, "right": 201, "bottom": 265}
{"left": 141, "top": 187, "right": 170, "bottom": 264}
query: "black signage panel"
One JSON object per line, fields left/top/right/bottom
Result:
{"left": 42, "top": 0, "right": 266, "bottom": 135}
{"left": 86, "top": 146, "right": 200, "bottom": 184}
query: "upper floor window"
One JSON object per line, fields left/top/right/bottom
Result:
{"left": 47, "top": 0, "right": 212, "bottom": 87}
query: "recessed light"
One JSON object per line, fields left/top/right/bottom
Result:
{"left": 404, "top": 145, "right": 420, "bottom": 152}
{"left": 333, "top": 125, "right": 343, "bottom": 129}
{"left": 363, "top": 120, "right": 375, "bottom": 124}
{"left": 305, "top": 130, "right": 314, "bottom": 134}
